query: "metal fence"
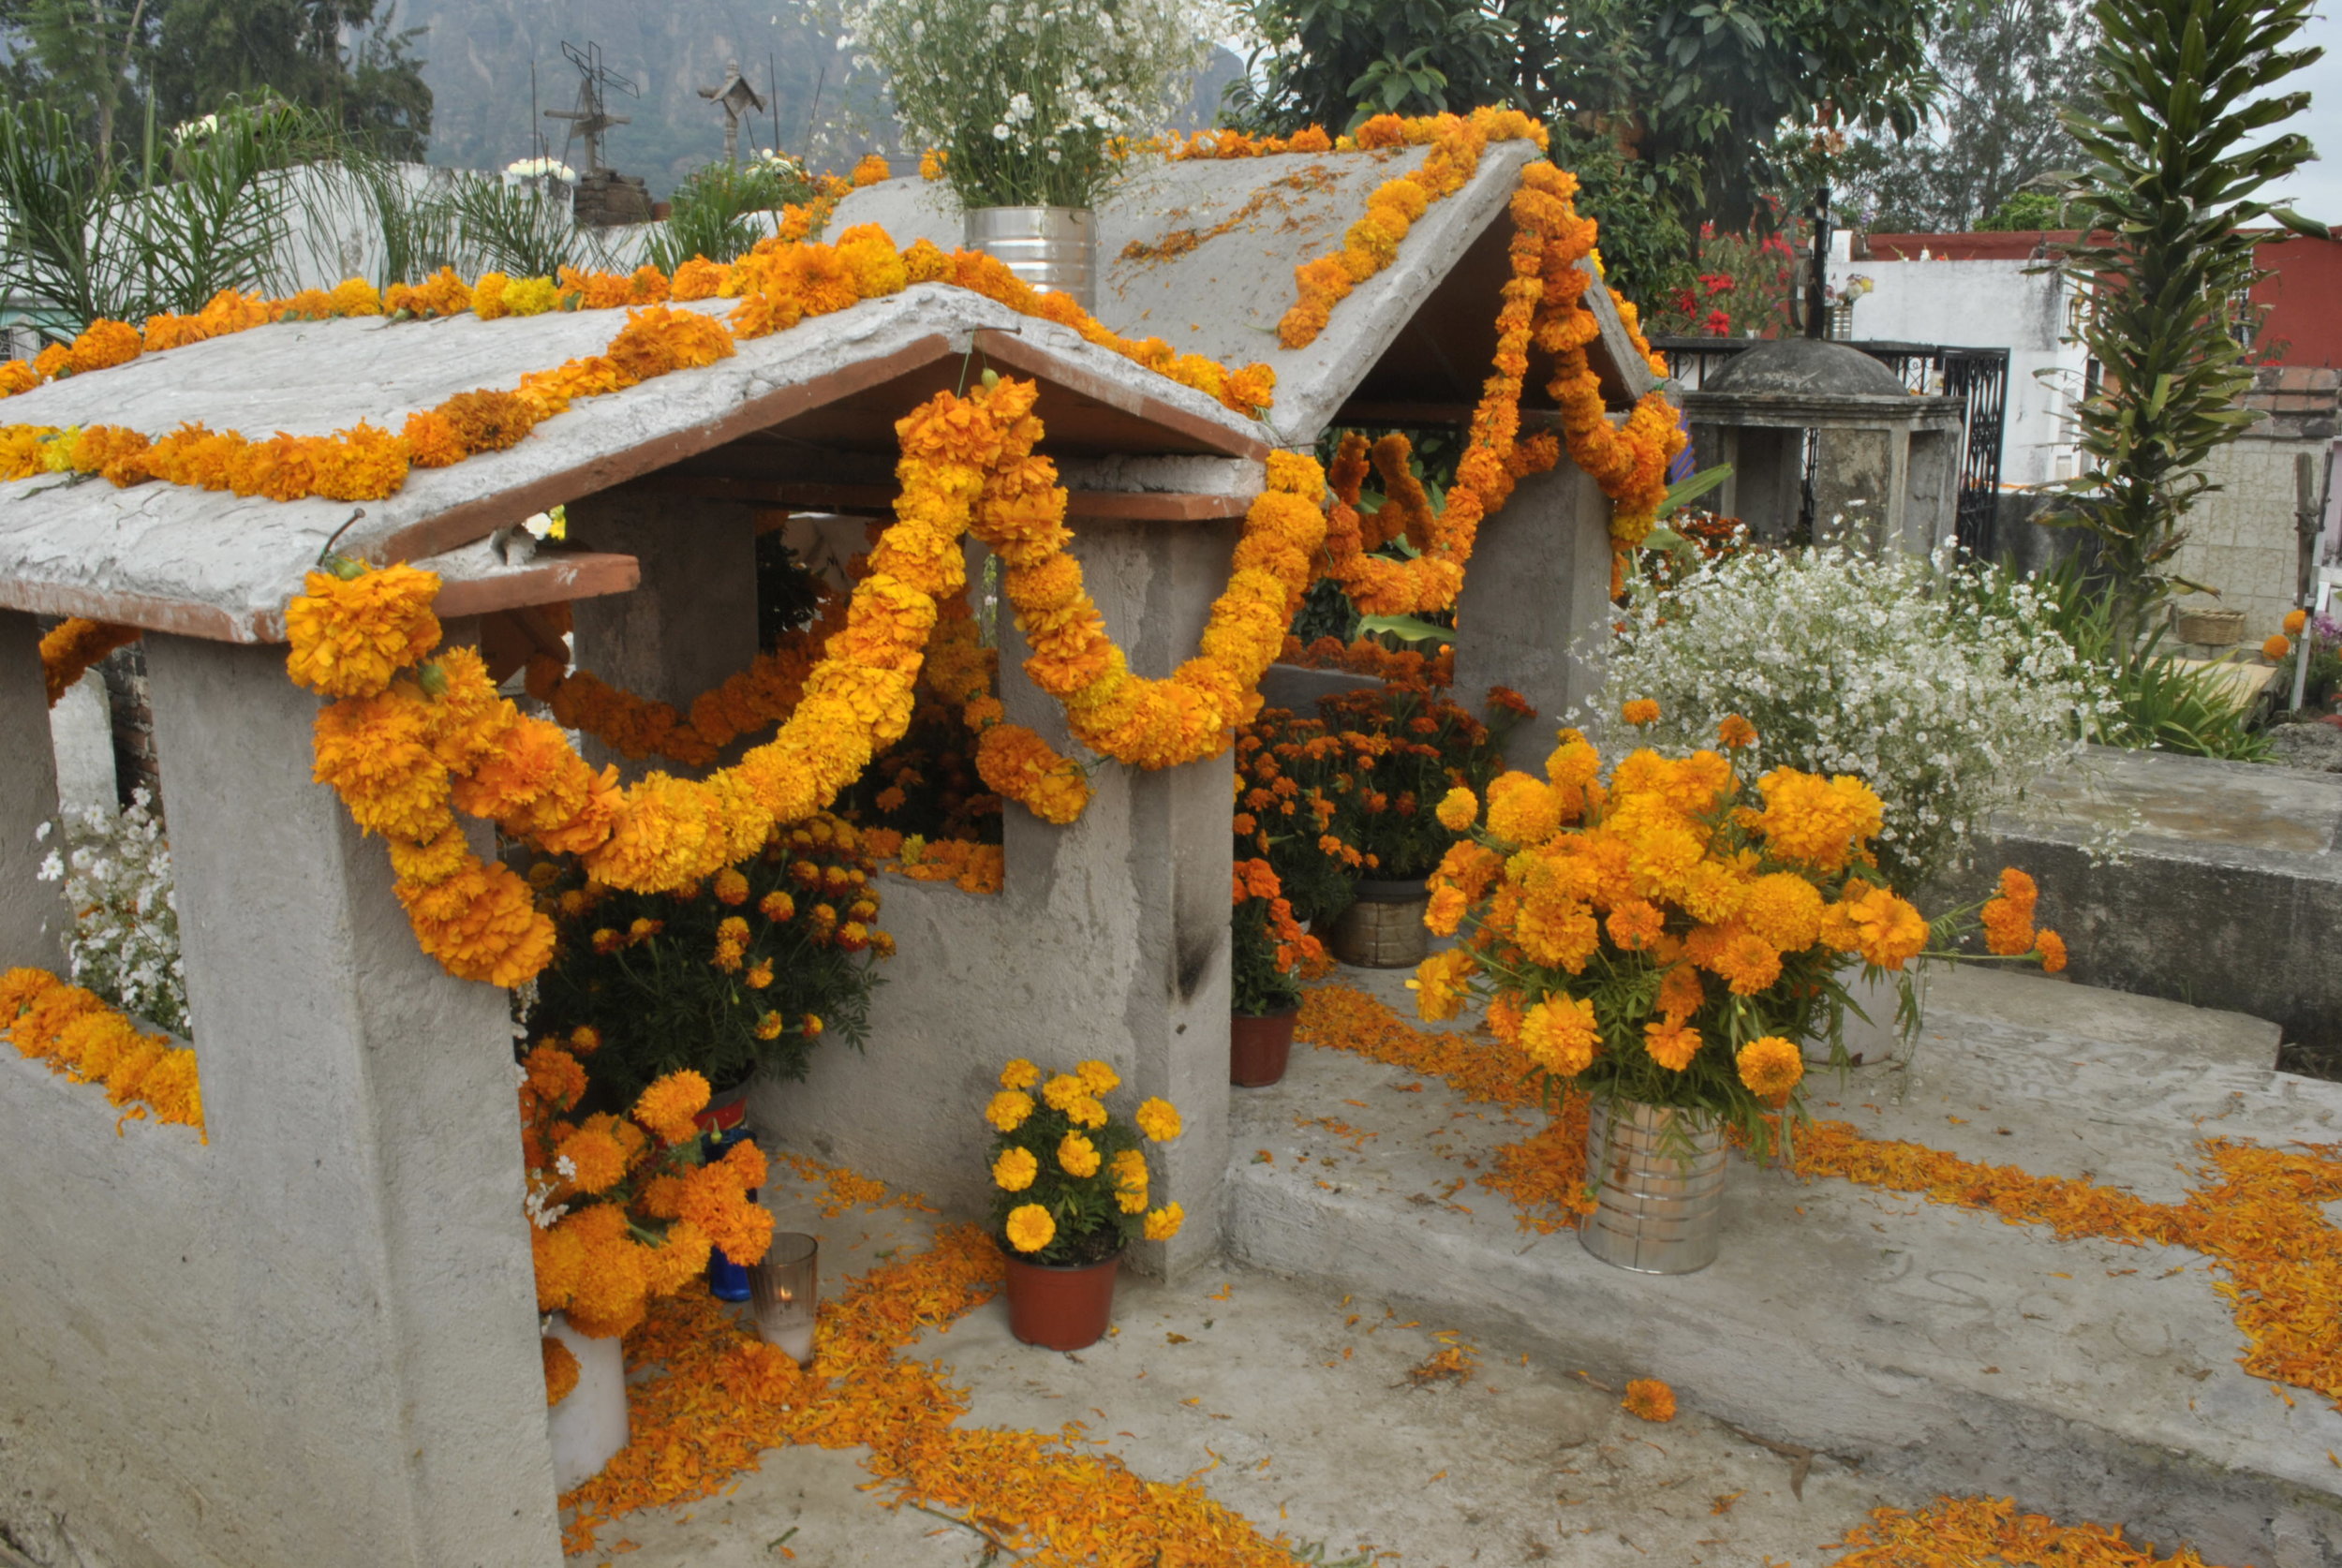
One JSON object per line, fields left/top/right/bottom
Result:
{"left": 1654, "top": 337, "right": 2010, "bottom": 555}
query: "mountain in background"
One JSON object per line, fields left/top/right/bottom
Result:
{"left": 400, "top": 0, "right": 1242, "bottom": 198}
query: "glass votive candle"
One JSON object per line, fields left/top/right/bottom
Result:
{"left": 750, "top": 1232, "right": 819, "bottom": 1366}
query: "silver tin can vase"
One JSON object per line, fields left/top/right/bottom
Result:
{"left": 1326, "top": 877, "right": 1431, "bottom": 969}
{"left": 964, "top": 206, "right": 1097, "bottom": 311}
{"left": 1579, "top": 1098, "right": 1727, "bottom": 1275}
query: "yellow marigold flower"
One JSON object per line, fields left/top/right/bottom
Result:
{"left": 746, "top": 960, "right": 773, "bottom": 989}
{"left": 1717, "top": 714, "right": 1757, "bottom": 749}
{"left": 1076, "top": 1058, "right": 1121, "bottom": 1094}
{"left": 570, "top": 1025, "right": 600, "bottom": 1054}
{"left": 760, "top": 890, "right": 795, "bottom": 923}
{"left": 1621, "top": 698, "right": 1660, "bottom": 726}
{"left": 1406, "top": 947, "right": 1476, "bottom": 1022}
{"left": 1057, "top": 1132, "right": 1102, "bottom": 1178}
{"left": 500, "top": 274, "right": 563, "bottom": 316}
{"left": 1484, "top": 771, "right": 1563, "bottom": 845}
{"left": 1735, "top": 1035, "right": 1803, "bottom": 1101}
{"left": 1142, "top": 1203, "right": 1185, "bottom": 1242}
{"left": 1643, "top": 1017, "right": 1699, "bottom": 1072}
{"left": 1107, "top": 1148, "right": 1149, "bottom": 1215}
{"left": 1041, "top": 1072, "right": 1086, "bottom": 1112}
{"left": 1134, "top": 1096, "right": 1183, "bottom": 1143}
{"left": 1004, "top": 1202, "right": 1055, "bottom": 1253}
{"left": 283, "top": 563, "right": 443, "bottom": 698}
{"left": 631, "top": 1071, "right": 711, "bottom": 1145}
{"left": 1622, "top": 1378, "right": 1676, "bottom": 1422}
{"left": 755, "top": 1011, "right": 785, "bottom": 1040}
{"left": 1434, "top": 786, "right": 1478, "bottom": 832}
{"left": 541, "top": 1335, "right": 580, "bottom": 1407}
{"left": 993, "top": 1146, "right": 1039, "bottom": 1191}
{"left": 1067, "top": 1096, "right": 1108, "bottom": 1130}
{"left": 713, "top": 867, "right": 749, "bottom": 905}
{"left": 1739, "top": 873, "right": 1824, "bottom": 954}
{"left": 1000, "top": 1058, "right": 1042, "bottom": 1091}
{"left": 1519, "top": 993, "right": 1599, "bottom": 1075}
{"left": 986, "top": 1089, "right": 1033, "bottom": 1132}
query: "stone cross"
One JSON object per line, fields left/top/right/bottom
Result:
{"left": 698, "top": 59, "right": 767, "bottom": 168}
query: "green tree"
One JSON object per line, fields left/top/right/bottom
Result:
{"left": 0, "top": 0, "right": 431, "bottom": 162}
{"left": 1836, "top": 0, "right": 2098, "bottom": 231}
{"left": 2045, "top": 0, "right": 2324, "bottom": 653}
{"left": 1226, "top": 0, "right": 1940, "bottom": 298}
{"left": 149, "top": 0, "right": 431, "bottom": 157}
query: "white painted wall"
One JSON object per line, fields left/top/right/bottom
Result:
{"left": 1829, "top": 256, "right": 2089, "bottom": 487}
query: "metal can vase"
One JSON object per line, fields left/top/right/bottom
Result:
{"left": 1579, "top": 1099, "right": 1728, "bottom": 1275}
{"left": 1326, "top": 878, "right": 1432, "bottom": 969}
{"left": 964, "top": 207, "right": 1098, "bottom": 312}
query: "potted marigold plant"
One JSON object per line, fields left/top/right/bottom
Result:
{"left": 1229, "top": 856, "right": 1327, "bottom": 1087}
{"left": 984, "top": 1058, "right": 1184, "bottom": 1349}
{"left": 1411, "top": 704, "right": 2064, "bottom": 1276}
{"left": 1243, "top": 681, "right": 1526, "bottom": 969}
{"left": 518, "top": 1039, "right": 771, "bottom": 1487}
{"left": 530, "top": 812, "right": 893, "bottom": 1124}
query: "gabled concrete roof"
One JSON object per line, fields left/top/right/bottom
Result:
{"left": 0, "top": 287, "right": 1267, "bottom": 642}
{"left": 831, "top": 140, "right": 1660, "bottom": 444}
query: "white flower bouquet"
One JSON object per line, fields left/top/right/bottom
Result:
{"left": 837, "top": 0, "right": 1224, "bottom": 209}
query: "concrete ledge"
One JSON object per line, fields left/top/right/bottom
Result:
{"left": 1225, "top": 968, "right": 2342, "bottom": 1566}
{"left": 1933, "top": 747, "right": 2342, "bottom": 1058}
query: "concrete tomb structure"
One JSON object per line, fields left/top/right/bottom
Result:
{"left": 0, "top": 142, "right": 1659, "bottom": 1566}
{"left": 1682, "top": 335, "right": 1964, "bottom": 555}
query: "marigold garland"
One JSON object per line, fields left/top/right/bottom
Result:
{"left": 0, "top": 967, "right": 203, "bottom": 1134}
{"left": 288, "top": 381, "right": 1043, "bottom": 980}
{"left": 37, "top": 616, "right": 141, "bottom": 706}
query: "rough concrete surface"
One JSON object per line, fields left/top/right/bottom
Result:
{"left": 1, "top": 633, "right": 561, "bottom": 1568}
{"left": 46, "top": 667, "right": 117, "bottom": 813}
{"left": 1937, "top": 746, "right": 2342, "bottom": 1058}
{"left": 590, "top": 1154, "right": 1922, "bottom": 1568}
{"left": 1228, "top": 964, "right": 2342, "bottom": 1567}
{"left": 831, "top": 141, "right": 1656, "bottom": 448}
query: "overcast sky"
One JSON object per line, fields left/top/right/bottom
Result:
{"left": 2262, "top": 7, "right": 2341, "bottom": 222}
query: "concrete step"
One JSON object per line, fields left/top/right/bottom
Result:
{"left": 1224, "top": 965, "right": 2342, "bottom": 1568}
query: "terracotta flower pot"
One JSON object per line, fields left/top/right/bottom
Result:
{"left": 1230, "top": 1007, "right": 1298, "bottom": 1087}
{"left": 1003, "top": 1251, "right": 1120, "bottom": 1351}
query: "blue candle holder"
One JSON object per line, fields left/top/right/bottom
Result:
{"left": 704, "top": 1125, "right": 759, "bottom": 1303}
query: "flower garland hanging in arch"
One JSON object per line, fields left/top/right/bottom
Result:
{"left": 38, "top": 617, "right": 141, "bottom": 706}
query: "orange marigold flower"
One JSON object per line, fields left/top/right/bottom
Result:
{"left": 1622, "top": 1378, "right": 1676, "bottom": 1422}
{"left": 1735, "top": 1035, "right": 1802, "bottom": 1101}
{"left": 541, "top": 1335, "right": 580, "bottom": 1406}
{"left": 1407, "top": 947, "right": 1477, "bottom": 1022}
{"left": 1435, "top": 786, "right": 1478, "bottom": 832}
{"left": 1643, "top": 1018, "right": 1700, "bottom": 1072}
{"left": 1717, "top": 714, "right": 1757, "bottom": 749}
{"left": 632, "top": 1070, "right": 712, "bottom": 1144}
{"left": 2282, "top": 608, "right": 2307, "bottom": 635}
{"left": 2038, "top": 928, "right": 2068, "bottom": 973}
{"left": 283, "top": 564, "right": 443, "bottom": 698}
{"left": 554, "top": 1123, "right": 630, "bottom": 1193}
{"left": 437, "top": 388, "right": 539, "bottom": 454}
{"left": 2263, "top": 634, "right": 2291, "bottom": 660}
{"left": 1621, "top": 698, "right": 1660, "bottom": 726}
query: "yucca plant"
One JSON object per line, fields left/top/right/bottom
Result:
{"left": 2044, "top": 0, "right": 2324, "bottom": 653}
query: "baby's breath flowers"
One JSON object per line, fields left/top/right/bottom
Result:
{"left": 1601, "top": 544, "right": 2098, "bottom": 893}
{"left": 837, "top": 0, "right": 1223, "bottom": 210}
{"left": 986, "top": 1058, "right": 1183, "bottom": 1260}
